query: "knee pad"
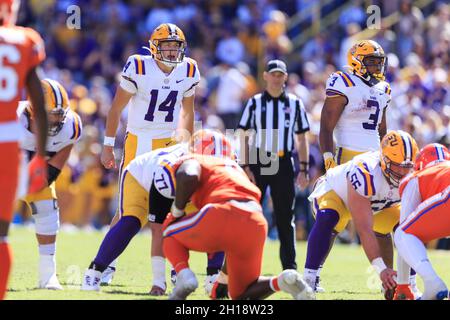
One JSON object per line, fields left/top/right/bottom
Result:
{"left": 30, "top": 199, "right": 60, "bottom": 235}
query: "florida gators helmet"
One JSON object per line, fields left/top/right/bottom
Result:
{"left": 149, "top": 23, "right": 186, "bottom": 68}
{"left": 190, "top": 129, "right": 235, "bottom": 160}
{"left": 414, "top": 143, "right": 450, "bottom": 171}
{"left": 27, "top": 79, "right": 70, "bottom": 136}
{"left": 348, "top": 40, "right": 387, "bottom": 81}
{"left": 0, "top": 0, "right": 20, "bottom": 26}
{"left": 380, "top": 130, "right": 419, "bottom": 187}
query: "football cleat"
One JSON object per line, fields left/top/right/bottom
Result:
{"left": 204, "top": 273, "right": 229, "bottom": 299}
{"left": 100, "top": 266, "right": 116, "bottom": 285}
{"left": 393, "top": 284, "right": 415, "bottom": 300}
{"left": 421, "top": 278, "right": 448, "bottom": 300}
{"left": 169, "top": 269, "right": 198, "bottom": 300}
{"left": 81, "top": 269, "right": 102, "bottom": 291}
{"left": 315, "top": 276, "right": 325, "bottom": 293}
{"left": 149, "top": 284, "right": 166, "bottom": 296}
{"left": 278, "top": 270, "right": 316, "bottom": 300}
{"left": 38, "top": 274, "right": 63, "bottom": 290}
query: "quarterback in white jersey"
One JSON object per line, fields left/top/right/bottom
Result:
{"left": 17, "top": 79, "right": 82, "bottom": 290}
{"left": 304, "top": 131, "right": 419, "bottom": 297}
{"left": 99, "top": 23, "right": 200, "bottom": 294}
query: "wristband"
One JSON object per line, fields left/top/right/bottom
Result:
{"left": 104, "top": 136, "right": 115, "bottom": 147}
{"left": 323, "top": 152, "right": 334, "bottom": 161}
{"left": 171, "top": 203, "right": 185, "bottom": 218}
{"left": 371, "top": 257, "right": 387, "bottom": 275}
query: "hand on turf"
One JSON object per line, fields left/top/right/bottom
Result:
{"left": 380, "top": 268, "right": 397, "bottom": 291}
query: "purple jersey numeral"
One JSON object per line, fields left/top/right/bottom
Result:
{"left": 144, "top": 90, "right": 178, "bottom": 122}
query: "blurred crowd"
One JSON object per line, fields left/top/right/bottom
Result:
{"left": 15, "top": 0, "right": 450, "bottom": 249}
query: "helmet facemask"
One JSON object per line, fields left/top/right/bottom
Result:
{"left": 381, "top": 156, "right": 413, "bottom": 187}
{"left": 48, "top": 108, "right": 68, "bottom": 136}
{"left": 361, "top": 55, "right": 387, "bottom": 82}
{"left": 152, "top": 39, "right": 186, "bottom": 68}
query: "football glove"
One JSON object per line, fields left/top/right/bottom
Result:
{"left": 28, "top": 155, "right": 48, "bottom": 194}
{"left": 323, "top": 152, "right": 337, "bottom": 171}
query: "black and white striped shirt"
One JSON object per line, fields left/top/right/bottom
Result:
{"left": 237, "top": 91, "right": 310, "bottom": 155}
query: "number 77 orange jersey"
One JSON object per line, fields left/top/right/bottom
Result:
{"left": 0, "top": 25, "right": 45, "bottom": 139}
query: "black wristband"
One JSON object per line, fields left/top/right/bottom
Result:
{"left": 47, "top": 164, "right": 61, "bottom": 184}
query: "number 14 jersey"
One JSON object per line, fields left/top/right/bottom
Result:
{"left": 325, "top": 71, "right": 391, "bottom": 152}
{"left": 120, "top": 54, "right": 201, "bottom": 136}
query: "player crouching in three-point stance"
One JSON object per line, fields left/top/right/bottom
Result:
{"left": 162, "top": 143, "right": 315, "bottom": 300}
{"left": 304, "top": 130, "right": 418, "bottom": 297}
{"left": 17, "top": 79, "right": 82, "bottom": 290}
{"left": 394, "top": 143, "right": 450, "bottom": 300}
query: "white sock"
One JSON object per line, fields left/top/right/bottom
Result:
{"left": 152, "top": 256, "right": 166, "bottom": 290}
{"left": 109, "top": 259, "right": 117, "bottom": 269}
{"left": 396, "top": 255, "right": 411, "bottom": 285}
{"left": 39, "top": 254, "right": 57, "bottom": 283}
{"left": 304, "top": 268, "right": 318, "bottom": 282}
{"left": 39, "top": 243, "right": 56, "bottom": 256}
{"left": 394, "top": 229, "right": 439, "bottom": 282}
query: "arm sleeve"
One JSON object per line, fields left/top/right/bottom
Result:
{"left": 119, "top": 55, "right": 138, "bottom": 94}
{"left": 294, "top": 98, "right": 310, "bottom": 134}
{"left": 399, "top": 177, "right": 422, "bottom": 222}
{"left": 237, "top": 97, "right": 256, "bottom": 130}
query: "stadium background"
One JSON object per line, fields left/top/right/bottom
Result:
{"left": 13, "top": 0, "right": 450, "bottom": 250}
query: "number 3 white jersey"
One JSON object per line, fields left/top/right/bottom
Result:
{"left": 309, "top": 151, "right": 400, "bottom": 213}
{"left": 120, "top": 54, "right": 200, "bottom": 137}
{"left": 325, "top": 71, "right": 391, "bottom": 152}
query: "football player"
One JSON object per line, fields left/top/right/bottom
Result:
{"left": 162, "top": 152, "right": 315, "bottom": 300}
{"left": 99, "top": 23, "right": 200, "bottom": 295}
{"left": 311, "top": 40, "right": 392, "bottom": 291}
{"left": 17, "top": 79, "right": 82, "bottom": 290}
{"left": 82, "top": 130, "right": 228, "bottom": 293}
{"left": 394, "top": 143, "right": 450, "bottom": 300}
{"left": 0, "top": 0, "right": 48, "bottom": 299}
{"left": 304, "top": 131, "right": 418, "bottom": 295}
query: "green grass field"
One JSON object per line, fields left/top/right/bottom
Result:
{"left": 6, "top": 226, "right": 450, "bottom": 300}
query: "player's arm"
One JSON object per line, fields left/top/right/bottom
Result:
{"left": 46, "top": 144, "right": 73, "bottom": 185}
{"left": 26, "top": 67, "right": 48, "bottom": 193}
{"left": 347, "top": 180, "right": 397, "bottom": 290}
{"left": 319, "top": 95, "right": 346, "bottom": 170}
{"left": 177, "top": 94, "right": 195, "bottom": 141}
{"left": 101, "top": 86, "right": 134, "bottom": 169}
{"left": 171, "top": 159, "right": 201, "bottom": 218}
{"left": 378, "top": 106, "right": 387, "bottom": 141}
{"left": 26, "top": 67, "right": 47, "bottom": 157}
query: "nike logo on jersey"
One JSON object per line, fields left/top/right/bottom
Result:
{"left": 52, "top": 142, "right": 61, "bottom": 145}
{"left": 176, "top": 79, "right": 184, "bottom": 83}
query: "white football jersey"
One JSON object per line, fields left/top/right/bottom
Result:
{"left": 126, "top": 143, "right": 188, "bottom": 197}
{"left": 120, "top": 54, "right": 201, "bottom": 137}
{"left": 309, "top": 151, "right": 400, "bottom": 213}
{"left": 325, "top": 71, "right": 391, "bottom": 152}
{"left": 17, "top": 101, "right": 83, "bottom": 159}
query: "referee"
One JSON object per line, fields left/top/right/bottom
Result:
{"left": 236, "top": 59, "right": 310, "bottom": 270}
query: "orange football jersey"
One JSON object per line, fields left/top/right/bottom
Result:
{"left": 400, "top": 162, "right": 450, "bottom": 201}
{"left": 0, "top": 25, "right": 45, "bottom": 123}
{"left": 173, "top": 154, "right": 261, "bottom": 209}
